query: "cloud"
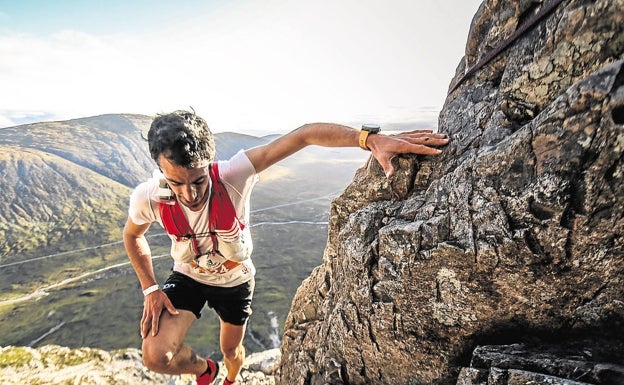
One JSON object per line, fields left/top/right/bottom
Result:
{"left": 0, "top": 115, "right": 15, "bottom": 128}
{"left": 0, "top": 109, "right": 61, "bottom": 128}
{"left": 0, "top": 1, "right": 480, "bottom": 133}
{"left": 0, "top": 30, "right": 157, "bottom": 118}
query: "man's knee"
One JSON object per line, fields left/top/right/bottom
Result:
{"left": 142, "top": 339, "right": 180, "bottom": 372}
{"left": 221, "top": 344, "right": 243, "bottom": 361}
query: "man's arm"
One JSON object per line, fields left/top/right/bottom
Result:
{"left": 123, "top": 217, "right": 178, "bottom": 337}
{"left": 245, "top": 123, "right": 449, "bottom": 177}
{"left": 123, "top": 217, "right": 158, "bottom": 290}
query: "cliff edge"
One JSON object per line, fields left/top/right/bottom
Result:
{"left": 280, "top": 0, "right": 623, "bottom": 384}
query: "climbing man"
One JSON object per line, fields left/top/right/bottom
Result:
{"left": 123, "top": 110, "right": 449, "bottom": 384}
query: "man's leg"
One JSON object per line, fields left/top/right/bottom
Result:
{"left": 142, "top": 310, "right": 208, "bottom": 376}
{"left": 220, "top": 319, "right": 246, "bottom": 383}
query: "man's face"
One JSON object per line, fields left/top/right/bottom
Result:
{"left": 157, "top": 155, "right": 211, "bottom": 211}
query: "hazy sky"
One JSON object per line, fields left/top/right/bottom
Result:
{"left": 0, "top": 0, "right": 482, "bottom": 134}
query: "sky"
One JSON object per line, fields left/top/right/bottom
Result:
{"left": 0, "top": 0, "right": 482, "bottom": 134}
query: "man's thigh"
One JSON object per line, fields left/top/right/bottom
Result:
{"left": 220, "top": 318, "right": 246, "bottom": 352}
{"left": 143, "top": 309, "right": 197, "bottom": 353}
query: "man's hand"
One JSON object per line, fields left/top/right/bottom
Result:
{"left": 367, "top": 129, "right": 449, "bottom": 178}
{"left": 141, "top": 290, "right": 179, "bottom": 338}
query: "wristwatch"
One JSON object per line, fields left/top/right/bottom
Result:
{"left": 358, "top": 124, "right": 380, "bottom": 151}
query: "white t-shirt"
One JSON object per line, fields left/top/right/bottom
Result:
{"left": 128, "top": 150, "right": 259, "bottom": 287}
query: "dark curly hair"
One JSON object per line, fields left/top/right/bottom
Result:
{"left": 147, "top": 110, "right": 216, "bottom": 168}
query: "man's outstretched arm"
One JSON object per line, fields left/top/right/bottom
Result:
{"left": 245, "top": 123, "right": 449, "bottom": 177}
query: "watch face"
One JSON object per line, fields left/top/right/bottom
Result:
{"left": 362, "top": 123, "right": 380, "bottom": 133}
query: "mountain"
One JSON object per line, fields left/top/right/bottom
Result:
{"left": 0, "top": 114, "right": 154, "bottom": 187}
{"left": 0, "top": 114, "right": 368, "bottom": 356}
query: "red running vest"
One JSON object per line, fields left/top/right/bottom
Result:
{"left": 158, "top": 163, "right": 245, "bottom": 272}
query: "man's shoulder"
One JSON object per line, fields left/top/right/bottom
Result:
{"left": 133, "top": 176, "right": 159, "bottom": 194}
{"left": 217, "top": 150, "right": 256, "bottom": 180}
{"left": 130, "top": 176, "right": 161, "bottom": 207}
{"left": 128, "top": 177, "right": 161, "bottom": 225}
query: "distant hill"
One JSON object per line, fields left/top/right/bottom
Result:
{"left": 0, "top": 114, "right": 368, "bottom": 355}
{"left": 214, "top": 131, "right": 280, "bottom": 160}
{"left": 0, "top": 114, "right": 152, "bottom": 263}
{"left": 0, "top": 114, "right": 154, "bottom": 188}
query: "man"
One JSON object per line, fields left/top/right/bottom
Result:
{"left": 123, "top": 110, "right": 449, "bottom": 384}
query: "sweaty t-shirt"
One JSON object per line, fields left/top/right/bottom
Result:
{"left": 128, "top": 150, "right": 259, "bottom": 287}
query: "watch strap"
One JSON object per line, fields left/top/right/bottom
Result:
{"left": 359, "top": 129, "right": 371, "bottom": 151}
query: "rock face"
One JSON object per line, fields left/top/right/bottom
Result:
{"left": 280, "top": 0, "right": 623, "bottom": 384}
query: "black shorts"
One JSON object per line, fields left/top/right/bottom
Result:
{"left": 162, "top": 271, "right": 254, "bottom": 326}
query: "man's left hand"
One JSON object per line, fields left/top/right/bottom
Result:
{"left": 367, "top": 129, "right": 449, "bottom": 178}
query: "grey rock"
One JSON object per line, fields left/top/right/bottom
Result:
{"left": 280, "top": 0, "right": 624, "bottom": 384}
{"left": 462, "top": 343, "right": 624, "bottom": 384}
{"left": 506, "top": 369, "right": 591, "bottom": 385}
{"left": 244, "top": 348, "right": 281, "bottom": 375}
